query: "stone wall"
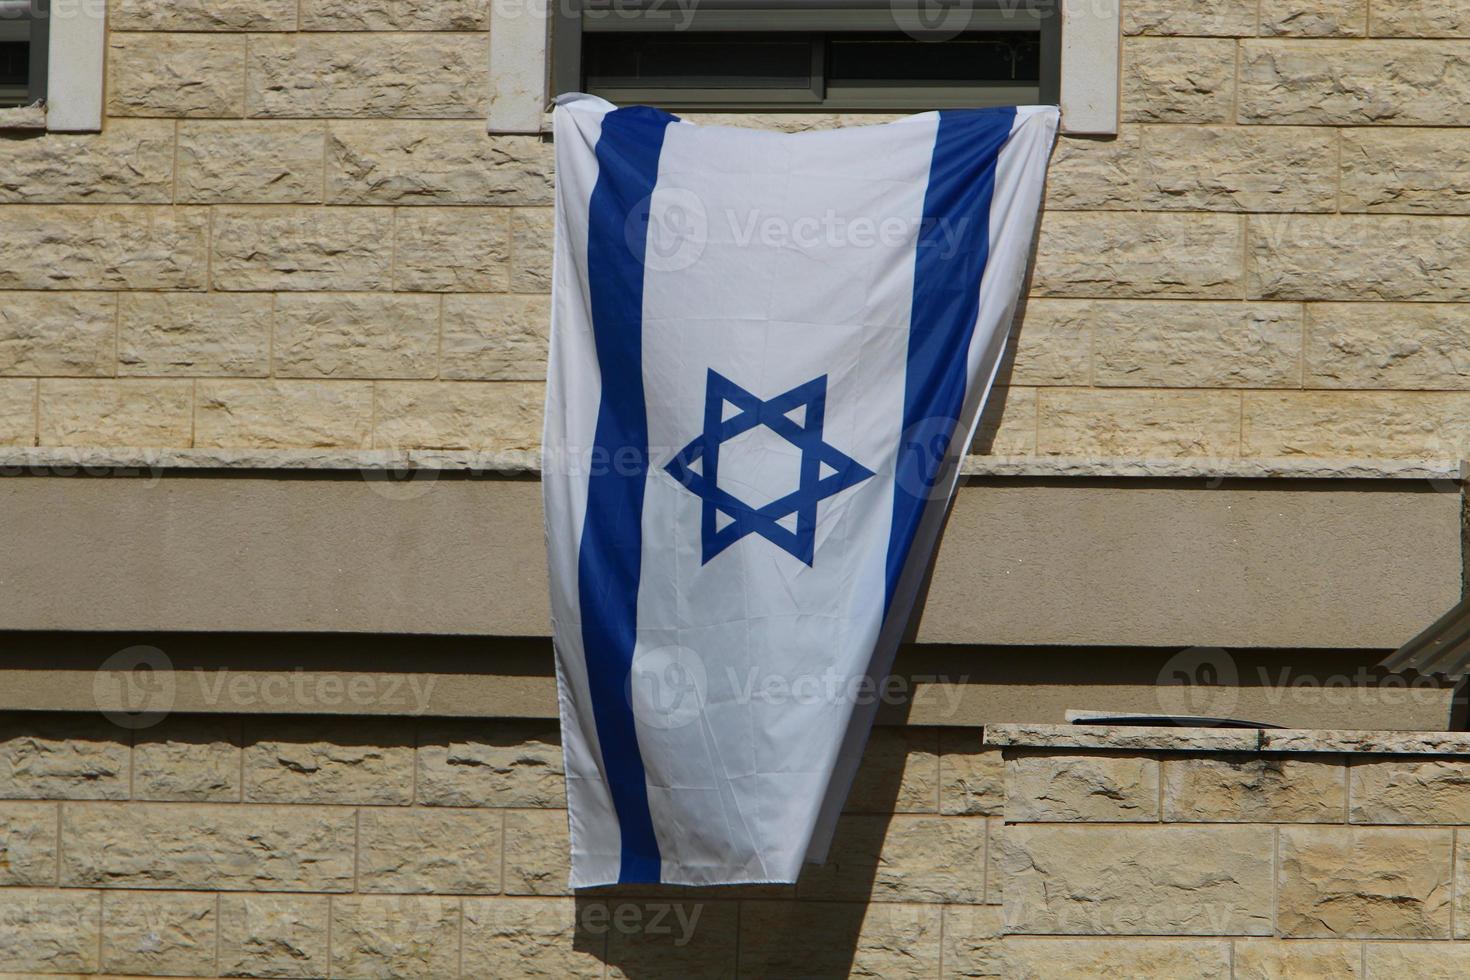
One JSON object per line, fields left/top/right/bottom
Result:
{"left": 3, "top": 1, "right": 1470, "bottom": 458}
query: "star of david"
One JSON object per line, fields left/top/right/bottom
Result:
{"left": 664, "top": 370, "right": 875, "bottom": 566}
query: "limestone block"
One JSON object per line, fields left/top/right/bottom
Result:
{"left": 417, "top": 720, "right": 565, "bottom": 807}
{"left": 0, "top": 293, "right": 116, "bottom": 376}
{"left": 212, "top": 206, "right": 393, "bottom": 291}
{"left": 112, "top": 0, "right": 297, "bottom": 29}
{"left": 247, "top": 34, "right": 486, "bottom": 118}
{"left": 0, "top": 714, "right": 129, "bottom": 801}
{"left": 218, "top": 893, "right": 331, "bottom": 978}
{"left": 1372, "top": 1, "right": 1470, "bottom": 36}
{"left": 194, "top": 380, "right": 374, "bottom": 449}
{"left": 0, "top": 206, "right": 208, "bottom": 291}
{"left": 37, "top": 379, "right": 193, "bottom": 448}
{"left": 301, "top": 0, "right": 488, "bottom": 30}
{"left": 1351, "top": 758, "right": 1470, "bottom": 823}
{"left": 108, "top": 34, "right": 247, "bottom": 117}
{"left": 462, "top": 897, "right": 604, "bottom": 978}
{"left": 1122, "top": 38, "right": 1237, "bottom": 123}
{"left": 511, "top": 208, "right": 554, "bottom": 292}
{"left": 1037, "top": 389, "right": 1241, "bottom": 457}
{"left": 1141, "top": 126, "right": 1338, "bottom": 212}
{"left": 331, "top": 895, "right": 461, "bottom": 979}
{"left": 1365, "top": 944, "right": 1470, "bottom": 979}
{"left": 1307, "top": 303, "right": 1470, "bottom": 388}
{"left": 0, "top": 380, "right": 32, "bottom": 446}
{"left": 742, "top": 901, "right": 941, "bottom": 979}
{"left": 1233, "top": 940, "right": 1363, "bottom": 979}
{"left": 1032, "top": 212, "right": 1244, "bottom": 299}
{"left": 1341, "top": 128, "right": 1470, "bottom": 214}
{"left": 503, "top": 808, "right": 570, "bottom": 895}
{"left": 798, "top": 814, "right": 985, "bottom": 903}
{"left": 273, "top": 294, "right": 439, "bottom": 380}
{"left": 0, "top": 119, "right": 174, "bottom": 203}
{"left": 62, "top": 803, "right": 357, "bottom": 891}
{"left": 357, "top": 807, "right": 503, "bottom": 894}
{"left": 326, "top": 122, "right": 553, "bottom": 205}
{"left": 1123, "top": 0, "right": 1256, "bottom": 36}
{"left": 1044, "top": 129, "right": 1140, "bottom": 210}
{"left": 1277, "top": 826, "right": 1452, "bottom": 938}
{"left": 373, "top": 381, "right": 545, "bottom": 451}
{"left": 843, "top": 726, "right": 940, "bottom": 814}
{"left": 133, "top": 716, "right": 242, "bottom": 803}
{"left": 243, "top": 717, "right": 414, "bottom": 804}
{"left": 1250, "top": 214, "right": 1470, "bottom": 301}
{"left": 1005, "top": 751, "right": 1160, "bottom": 822}
{"left": 939, "top": 730, "right": 1004, "bottom": 816}
{"left": 0, "top": 801, "right": 57, "bottom": 885}
{"left": 972, "top": 387, "right": 1036, "bottom": 456}
{"left": 102, "top": 890, "right": 216, "bottom": 977}
{"left": 1088, "top": 299, "right": 1302, "bottom": 388}
{"left": 441, "top": 294, "right": 550, "bottom": 381}
{"left": 1162, "top": 754, "right": 1346, "bottom": 822}
{"left": 1243, "top": 391, "right": 1470, "bottom": 457}
{"left": 0, "top": 888, "right": 100, "bottom": 973}
{"left": 118, "top": 293, "right": 273, "bottom": 377}
{"left": 394, "top": 207, "right": 511, "bottom": 292}
{"left": 1007, "top": 300, "right": 1092, "bottom": 386}
{"left": 1239, "top": 40, "right": 1470, "bottom": 125}
{"left": 1261, "top": 0, "right": 1367, "bottom": 36}
{"left": 998, "top": 824, "right": 1274, "bottom": 935}
{"left": 177, "top": 121, "right": 326, "bottom": 204}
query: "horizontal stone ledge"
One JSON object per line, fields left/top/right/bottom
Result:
{"left": 988, "top": 724, "right": 1470, "bottom": 756}
{"left": 0, "top": 448, "right": 1456, "bottom": 482}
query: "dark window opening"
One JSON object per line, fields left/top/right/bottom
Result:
{"left": 0, "top": 0, "right": 46, "bottom": 109}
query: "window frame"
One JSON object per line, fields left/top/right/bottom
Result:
{"left": 0, "top": 0, "right": 47, "bottom": 108}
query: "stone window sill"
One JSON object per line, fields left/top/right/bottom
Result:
{"left": 0, "top": 101, "right": 46, "bottom": 131}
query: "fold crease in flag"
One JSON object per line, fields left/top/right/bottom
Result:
{"left": 543, "top": 94, "right": 1059, "bottom": 887}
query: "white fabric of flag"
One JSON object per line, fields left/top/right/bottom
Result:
{"left": 544, "top": 94, "right": 1058, "bottom": 887}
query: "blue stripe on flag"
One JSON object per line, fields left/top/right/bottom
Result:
{"left": 885, "top": 107, "right": 1017, "bottom": 610}
{"left": 580, "top": 105, "right": 676, "bottom": 884}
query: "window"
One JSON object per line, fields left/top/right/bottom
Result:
{"left": 553, "top": 0, "right": 1060, "bottom": 112}
{"left": 0, "top": 0, "right": 46, "bottom": 108}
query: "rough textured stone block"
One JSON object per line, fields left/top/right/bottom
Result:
{"left": 441, "top": 294, "right": 550, "bottom": 381}
{"left": 0, "top": 888, "right": 100, "bottom": 974}
{"left": 0, "top": 380, "right": 34, "bottom": 446}
{"left": 1089, "top": 300, "right": 1302, "bottom": 388}
{"left": 274, "top": 294, "right": 439, "bottom": 380}
{"left": 108, "top": 33, "right": 247, "bottom": 117}
{"left": 0, "top": 206, "right": 208, "bottom": 291}
{"left": 1372, "top": 2, "right": 1470, "bottom": 37}
{"left": 133, "top": 716, "right": 242, "bottom": 803}
{"left": 1032, "top": 212, "right": 1244, "bottom": 299}
{"left": 939, "top": 730, "right": 1004, "bottom": 816}
{"left": 63, "top": 802, "right": 357, "bottom": 891}
{"left": 247, "top": 34, "right": 486, "bottom": 118}
{"left": 1277, "top": 826, "right": 1452, "bottom": 938}
{"left": 112, "top": 0, "right": 297, "bottom": 29}
{"left": 1262, "top": 0, "right": 1367, "bottom": 35}
{"left": 972, "top": 387, "right": 1036, "bottom": 456}
{"left": 1306, "top": 303, "right": 1470, "bottom": 388}
{"left": 326, "top": 123, "right": 553, "bottom": 205}
{"left": 1351, "top": 758, "right": 1470, "bottom": 823}
{"left": 0, "top": 293, "right": 116, "bottom": 377}
{"left": 1243, "top": 391, "right": 1470, "bottom": 457}
{"left": 1163, "top": 754, "right": 1346, "bottom": 822}
{"left": 102, "top": 890, "right": 216, "bottom": 977}
{"left": 844, "top": 726, "right": 939, "bottom": 814}
{"left": 194, "top": 380, "right": 374, "bottom": 449}
{"left": 218, "top": 893, "right": 330, "bottom": 978}
{"left": 1233, "top": 941, "right": 1363, "bottom": 979}
{"left": 118, "top": 293, "right": 273, "bottom": 377}
{"left": 0, "top": 801, "right": 57, "bottom": 885}
{"left": 1122, "top": 39, "right": 1237, "bottom": 123}
{"left": 1239, "top": 40, "right": 1470, "bottom": 124}
{"left": 1005, "top": 751, "right": 1160, "bottom": 822}
{"left": 999, "top": 825, "right": 1274, "bottom": 935}
{"left": 417, "top": 721, "right": 565, "bottom": 807}
{"left": 244, "top": 717, "right": 413, "bottom": 804}
{"left": 177, "top": 121, "right": 326, "bottom": 204}
{"left": 374, "top": 381, "right": 544, "bottom": 450}
{"left": 1341, "top": 129, "right": 1470, "bottom": 214}
{"left": 1251, "top": 214, "right": 1470, "bottom": 301}
{"left": 985, "top": 817, "right": 1002, "bottom": 906}
{"left": 212, "top": 206, "right": 393, "bottom": 291}
{"left": 1044, "top": 129, "right": 1140, "bottom": 210}
{"left": 604, "top": 899, "right": 738, "bottom": 980}
{"left": 331, "top": 895, "right": 461, "bottom": 979}
{"left": 742, "top": 901, "right": 941, "bottom": 979}
{"left": 394, "top": 207, "right": 510, "bottom": 292}
{"left": 511, "top": 208, "right": 554, "bottom": 292}
{"left": 1365, "top": 944, "right": 1470, "bottom": 979}
{"left": 504, "top": 808, "right": 570, "bottom": 895}
{"left": 1142, "top": 126, "right": 1338, "bottom": 211}
{"left": 462, "top": 897, "right": 604, "bottom": 978}
{"left": 358, "top": 807, "right": 503, "bottom": 893}
{"left": 0, "top": 714, "right": 129, "bottom": 800}
{"left": 799, "top": 814, "right": 985, "bottom": 903}
{"left": 0, "top": 119, "right": 174, "bottom": 203}
{"left": 1037, "top": 389, "right": 1241, "bottom": 458}
{"left": 38, "top": 379, "right": 193, "bottom": 448}
{"left": 301, "top": 0, "right": 488, "bottom": 30}
{"left": 1007, "top": 301, "right": 1092, "bottom": 386}
{"left": 1123, "top": 0, "right": 1256, "bottom": 36}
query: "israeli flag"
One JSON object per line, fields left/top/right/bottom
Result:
{"left": 545, "top": 94, "right": 1058, "bottom": 887}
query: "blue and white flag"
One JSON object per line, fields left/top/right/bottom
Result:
{"left": 545, "top": 95, "right": 1058, "bottom": 887}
